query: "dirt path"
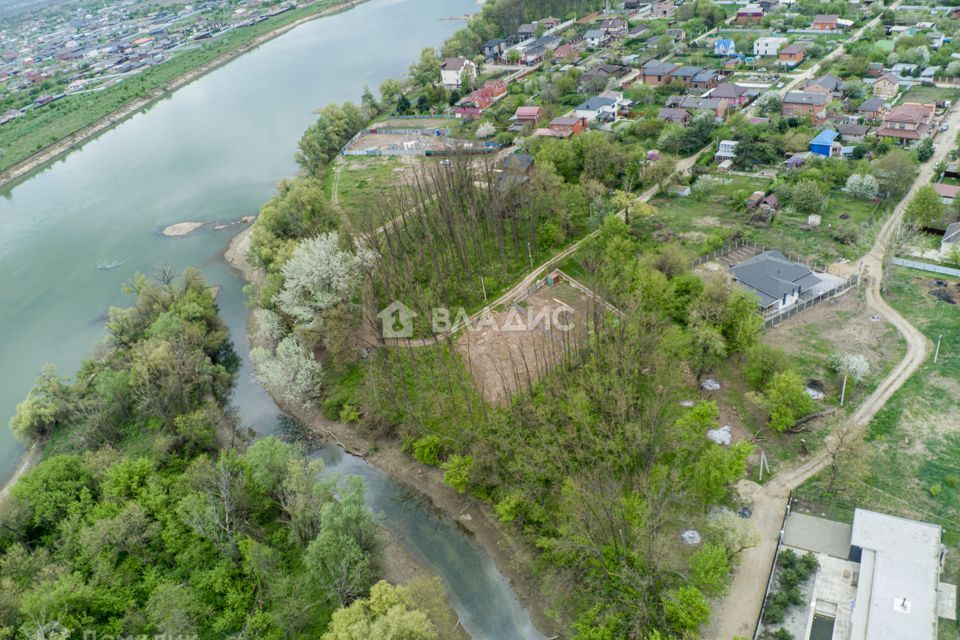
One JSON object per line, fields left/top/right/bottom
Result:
{"left": 705, "top": 95, "right": 960, "bottom": 640}
{"left": 0, "top": 0, "right": 369, "bottom": 192}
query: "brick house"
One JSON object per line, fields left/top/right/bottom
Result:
{"left": 781, "top": 91, "right": 830, "bottom": 125}
{"left": 641, "top": 59, "right": 678, "bottom": 85}
{"left": 876, "top": 102, "right": 935, "bottom": 144}
{"left": 778, "top": 43, "right": 806, "bottom": 66}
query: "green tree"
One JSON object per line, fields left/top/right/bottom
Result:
{"left": 688, "top": 321, "right": 727, "bottom": 379}
{"left": 915, "top": 136, "right": 934, "bottom": 162}
{"left": 689, "top": 542, "right": 731, "bottom": 596}
{"left": 322, "top": 581, "right": 437, "bottom": 640}
{"left": 764, "top": 370, "right": 815, "bottom": 432}
{"left": 905, "top": 184, "right": 945, "bottom": 227}
{"left": 662, "top": 586, "right": 710, "bottom": 636}
{"left": 9, "top": 365, "right": 71, "bottom": 444}
{"left": 721, "top": 289, "right": 762, "bottom": 354}
{"left": 871, "top": 149, "right": 917, "bottom": 196}
{"left": 743, "top": 343, "right": 789, "bottom": 391}
{"left": 410, "top": 48, "right": 441, "bottom": 88}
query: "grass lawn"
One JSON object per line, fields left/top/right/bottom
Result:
{"left": 797, "top": 266, "right": 960, "bottom": 546}
{"left": 902, "top": 85, "right": 960, "bottom": 105}
{"left": 327, "top": 156, "right": 408, "bottom": 229}
{"left": 633, "top": 174, "right": 889, "bottom": 263}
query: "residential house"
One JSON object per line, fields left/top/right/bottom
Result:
{"left": 658, "top": 107, "right": 691, "bottom": 125}
{"left": 513, "top": 106, "right": 543, "bottom": 127}
{"left": 599, "top": 18, "right": 628, "bottom": 39}
{"left": 891, "top": 63, "right": 919, "bottom": 77}
{"left": 583, "top": 29, "right": 608, "bottom": 48}
{"left": 782, "top": 91, "right": 830, "bottom": 124}
{"left": 600, "top": 90, "right": 632, "bottom": 116}
{"left": 837, "top": 122, "right": 869, "bottom": 143}
{"left": 691, "top": 69, "right": 720, "bottom": 91}
{"left": 877, "top": 102, "right": 935, "bottom": 143}
{"left": 516, "top": 23, "right": 537, "bottom": 41}
{"left": 745, "top": 190, "right": 765, "bottom": 209}
{"left": 928, "top": 31, "right": 946, "bottom": 50}
{"left": 641, "top": 59, "right": 677, "bottom": 85}
{"left": 779, "top": 508, "right": 956, "bottom": 640}
{"left": 553, "top": 43, "right": 580, "bottom": 61}
{"left": 482, "top": 39, "right": 506, "bottom": 60}
{"left": 858, "top": 96, "right": 887, "bottom": 119}
{"left": 440, "top": 58, "right": 477, "bottom": 88}
{"left": 811, "top": 14, "right": 840, "bottom": 30}
{"left": 547, "top": 116, "right": 587, "bottom": 137}
{"left": 778, "top": 43, "right": 806, "bottom": 66}
{"left": 624, "top": 0, "right": 642, "bottom": 12}
{"left": 668, "top": 96, "right": 730, "bottom": 120}
{"left": 574, "top": 96, "right": 618, "bottom": 123}
{"left": 934, "top": 184, "right": 960, "bottom": 206}
{"left": 578, "top": 64, "right": 629, "bottom": 91}
{"left": 666, "top": 29, "right": 686, "bottom": 43}
{"left": 715, "top": 139, "right": 739, "bottom": 162}
{"left": 671, "top": 65, "right": 703, "bottom": 87}
{"left": 809, "top": 129, "right": 842, "bottom": 157}
{"left": 453, "top": 81, "right": 507, "bottom": 118}
{"left": 731, "top": 250, "right": 822, "bottom": 312}
{"left": 628, "top": 24, "right": 650, "bottom": 39}
{"left": 541, "top": 17, "right": 561, "bottom": 30}
{"left": 736, "top": 3, "right": 765, "bottom": 23}
{"left": 941, "top": 222, "right": 960, "bottom": 259}
{"left": 714, "top": 38, "right": 736, "bottom": 56}
{"left": 867, "top": 61, "right": 884, "bottom": 77}
{"left": 497, "top": 153, "right": 536, "bottom": 191}
{"left": 758, "top": 0, "right": 779, "bottom": 12}
{"left": 710, "top": 82, "right": 749, "bottom": 107}
{"left": 651, "top": 0, "right": 676, "bottom": 18}
{"left": 805, "top": 73, "right": 842, "bottom": 96}
{"left": 754, "top": 36, "right": 788, "bottom": 56}
{"left": 872, "top": 73, "right": 901, "bottom": 98}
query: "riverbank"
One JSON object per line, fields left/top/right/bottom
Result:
{"left": 0, "top": 0, "right": 370, "bottom": 193}
{"left": 224, "top": 227, "right": 560, "bottom": 639}
{"left": 0, "top": 444, "right": 39, "bottom": 509}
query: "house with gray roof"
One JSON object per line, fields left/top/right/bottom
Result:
{"left": 730, "top": 250, "right": 822, "bottom": 311}
{"left": 941, "top": 221, "right": 960, "bottom": 260}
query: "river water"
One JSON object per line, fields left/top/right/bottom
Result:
{"left": 0, "top": 1, "right": 546, "bottom": 637}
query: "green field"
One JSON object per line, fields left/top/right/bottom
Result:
{"left": 0, "top": 0, "right": 352, "bottom": 177}
{"left": 902, "top": 85, "right": 960, "bottom": 105}
{"left": 326, "top": 156, "right": 407, "bottom": 228}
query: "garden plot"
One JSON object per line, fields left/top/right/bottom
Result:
{"left": 456, "top": 278, "right": 599, "bottom": 405}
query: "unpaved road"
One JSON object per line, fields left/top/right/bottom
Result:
{"left": 705, "top": 93, "right": 960, "bottom": 640}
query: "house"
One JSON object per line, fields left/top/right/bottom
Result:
{"left": 782, "top": 91, "right": 830, "bottom": 125}
{"left": 779, "top": 508, "right": 956, "bottom": 640}
{"left": 877, "top": 102, "right": 935, "bottom": 143}
{"left": 941, "top": 222, "right": 960, "bottom": 259}
{"left": 858, "top": 96, "right": 887, "bottom": 119}
{"left": 928, "top": 31, "right": 946, "bottom": 50}
{"left": 872, "top": 73, "right": 901, "bottom": 98}
{"left": 754, "top": 36, "right": 788, "bottom": 56}
{"left": 540, "top": 17, "right": 561, "bottom": 30}
{"left": 440, "top": 57, "right": 477, "bottom": 88}
{"left": 583, "top": 29, "right": 608, "bottom": 48}
{"left": 691, "top": 69, "right": 720, "bottom": 91}
{"left": 513, "top": 106, "right": 543, "bottom": 127}
{"left": 671, "top": 65, "right": 703, "bottom": 87}
{"left": 805, "top": 73, "right": 842, "bottom": 96}
{"left": 548, "top": 116, "right": 587, "bottom": 137}
{"left": 553, "top": 43, "right": 580, "bottom": 61}
{"left": 600, "top": 90, "right": 632, "bottom": 116}
{"left": 453, "top": 81, "right": 507, "bottom": 118}
{"left": 809, "top": 129, "right": 842, "bottom": 157}
{"left": 483, "top": 39, "right": 506, "bottom": 60}
{"left": 666, "top": 29, "right": 686, "bottom": 43}
{"left": 714, "top": 39, "right": 736, "bottom": 56}
{"left": 715, "top": 139, "right": 738, "bottom": 162}
{"left": 516, "top": 23, "right": 537, "bottom": 40}
{"left": 710, "top": 82, "right": 749, "bottom": 107}
{"left": 867, "top": 61, "right": 884, "bottom": 77}
{"left": 837, "top": 122, "right": 869, "bottom": 143}
{"left": 599, "top": 18, "right": 628, "bottom": 39}
{"left": 668, "top": 184, "right": 692, "bottom": 197}
{"left": 575, "top": 96, "right": 618, "bottom": 123}
{"left": 651, "top": 0, "right": 676, "bottom": 18}
{"left": 628, "top": 24, "right": 650, "bottom": 39}
{"left": 934, "top": 183, "right": 960, "bottom": 206}
{"left": 578, "top": 64, "right": 630, "bottom": 91}
{"left": 811, "top": 14, "right": 840, "bottom": 30}
{"left": 891, "top": 63, "right": 919, "bottom": 77}
{"left": 668, "top": 96, "right": 729, "bottom": 120}
{"left": 778, "top": 43, "right": 806, "bottom": 66}
{"left": 731, "top": 250, "right": 822, "bottom": 312}
{"left": 745, "top": 190, "right": 765, "bottom": 208}
{"left": 658, "top": 107, "right": 691, "bottom": 125}
{"left": 500, "top": 153, "right": 535, "bottom": 177}
{"left": 736, "top": 3, "right": 765, "bottom": 23}
{"left": 641, "top": 59, "right": 677, "bottom": 85}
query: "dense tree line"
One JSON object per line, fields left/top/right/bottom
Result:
{"left": 0, "top": 272, "right": 391, "bottom": 639}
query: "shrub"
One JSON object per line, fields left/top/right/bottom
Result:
{"left": 441, "top": 454, "right": 473, "bottom": 494}
{"left": 412, "top": 435, "right": 444, "bottom": 466}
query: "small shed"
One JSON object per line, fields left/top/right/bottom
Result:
{"left": 810, "top": 129, "right": 841, "bottom": 158}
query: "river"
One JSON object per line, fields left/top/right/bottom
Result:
{"left": 0, "top": 1, "right": 547, "bottom": 638}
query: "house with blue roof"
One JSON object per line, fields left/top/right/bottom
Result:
{"left": 809, "top": 129, "right": 841, "bottom": 158}
{"left": 714, "top": 38, "right": 736, "bottom": 56}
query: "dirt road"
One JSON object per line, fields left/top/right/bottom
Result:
{"left": 705, "top": 90, "right": 960, "bottom": 640}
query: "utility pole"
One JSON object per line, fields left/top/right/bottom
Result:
{"left": 934, "top": 334, "right": 943, "bottom": 364}
{"left": 481, "top": 276, "right": 487, "bottom": 303}
{"left": 840, "top": 372, "right": 848, "bottom": 406}
{"left": 527, "top": 242, "right": 533, "bottom": 270}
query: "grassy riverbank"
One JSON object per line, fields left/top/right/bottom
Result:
{"left": 0, "top": 0, "right": 368, "bottom": 190}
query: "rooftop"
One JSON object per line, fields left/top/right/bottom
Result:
{"left": 730, "top": 250, "right": 821, "bottom": 307}
{"left": 811, "top": 129, "right": 839, "bottom": 145}
{"left": 783, "top": 90, "right": 828, "bottom": 105}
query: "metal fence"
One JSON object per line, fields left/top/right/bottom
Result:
{"left": 690, "top": 238, "right": 755, "bottom": 267}
{"left": 892, "top": 257, "right": 960, "bottom": 277}
{"left": 763, "top": 277, "right": 855, "bottom": 328}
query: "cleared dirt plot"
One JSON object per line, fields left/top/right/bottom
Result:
{"left": 350, "top": 131, "right": 461, "bottom": 154}
{"left": 456, "top": 277, "right": 599, "bottom": 405}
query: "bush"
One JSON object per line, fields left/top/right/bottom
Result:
{"left": 441, "top": 454, "right": 473, "bottom": 494}
{"left": 412, "top": 435, "right": 444, "bottom": 466}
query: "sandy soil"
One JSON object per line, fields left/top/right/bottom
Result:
{"left": 0, "top": 0, "right": 371, "bottom": 192}
{"left": 224, "top": 227, "right": 561, "bottom": 638}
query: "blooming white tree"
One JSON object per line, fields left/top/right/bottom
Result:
{"left": 476, "top": 122, "right": 496, "bottom": 139}
{"left": 948, "top": 61, "right": 960, "bottom": 77}
{"left": 251, "top": 336, "right": 324, "bottom": 407}
{"left": 845, "top": 174, "right": 880, "bottom": 201}
{"left": 274, "top": 232, "right": 375, "bottom": 328}
{"left": 253, "top": 308, "right": 287, "bottom": 345}
{"left": 829, "top": 352, "right": 870, "bottom": 384}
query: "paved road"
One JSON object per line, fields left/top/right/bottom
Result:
{"left": 705, "top": 91, "right": 960, "bottom": 640}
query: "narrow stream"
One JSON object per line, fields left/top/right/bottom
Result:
{"left": 0, "top": 1, "right": 546, "bottom": 637}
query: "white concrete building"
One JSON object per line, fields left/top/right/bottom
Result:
{"left": 754, "top": 36, "right": 789, "bottom": 56}
{"left": 439, "top": 58, "right": 477, "bottom": 89}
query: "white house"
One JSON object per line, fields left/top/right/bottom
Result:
{"left": 754, "top": 36, "right": 789, "bottom": 56}
{"left": 583, "top": 29, "right": 608, "bottom": 48}
{"left": 440, "top": 58, "right": 477, "bottom": 89}
{"left": 574, "top": 96, "right": 618, "bottom": 123}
